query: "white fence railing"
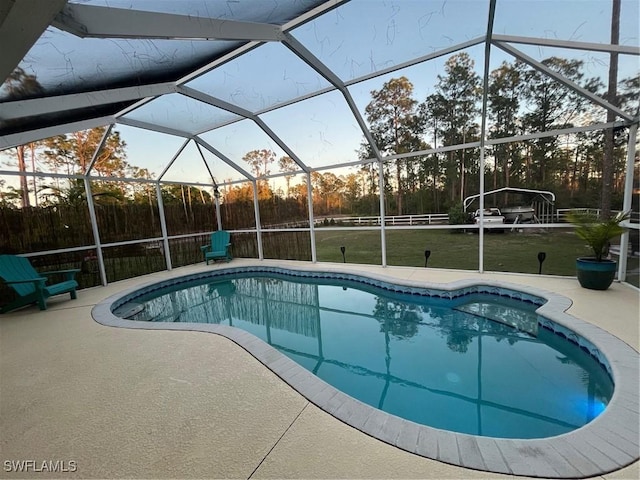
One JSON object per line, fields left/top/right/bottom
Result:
{"left": 313, "top": 214, "right": 450, "bottom": 226}
{"left": 555, "top": 208, "right": 640, "bottom": 224}
{"left": 262, "top": 210, "right": 639, "bottom": 229}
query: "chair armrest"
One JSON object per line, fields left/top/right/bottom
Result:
{"left": 40, "top": 269, "right": 81, "bottom": 275}
{"left": 4, "top": 277, "right": 47, "bottom": 292}
{"left": 200, "top": 245, "right": 210, "bottom": 252}
{"left": 40, "top": 269, "right": 80, "bottom": 280}
{"left": 4, "top": 277, "right": 46, "bottom": 285}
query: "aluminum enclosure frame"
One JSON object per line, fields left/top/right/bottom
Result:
{"left": 0, "top": 0, "right": 638, "bottom": 286}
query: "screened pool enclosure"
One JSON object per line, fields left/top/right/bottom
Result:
{"left": 0, "top": 0, "right": 638, "bottom": 292}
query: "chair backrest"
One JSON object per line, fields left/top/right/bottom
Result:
{"left": 0, "top": 255, "right": 40, "bottom": 297}
{"left": 211, "top": 230, "right": 230, "bottom": 251}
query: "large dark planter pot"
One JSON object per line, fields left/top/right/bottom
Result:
{"left": 576, "top": 257, "right": 617, "bottom": 290}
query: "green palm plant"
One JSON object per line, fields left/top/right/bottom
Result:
{"left": 570, "top": 210, "right": 630, "bottom": 262}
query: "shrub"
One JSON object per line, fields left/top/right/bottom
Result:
{"left": 448, "top": 203, "right": 468, "bottom": 225}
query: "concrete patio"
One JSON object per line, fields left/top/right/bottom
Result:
{"left": 1, "top": 259, "right": 638, "bottom": 479}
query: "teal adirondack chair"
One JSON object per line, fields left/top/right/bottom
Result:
{"left": 0, "top": 255, "right": 80, "bottom": 313}
{"left": 200, "top": 231, "right": 232, "bottom": 265}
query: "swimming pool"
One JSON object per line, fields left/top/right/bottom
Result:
{"left": 92, "top": 263, "right": 639, "bottom": 477}
{"left": 111, "top": 270, "right": 612, "bottom": 439}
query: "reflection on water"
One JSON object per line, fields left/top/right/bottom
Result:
{"left": 117, "top": 273, "right": 613, "bottom": 439}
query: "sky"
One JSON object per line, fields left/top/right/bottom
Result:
{"left": 118, "top": 0, "right": 640, "bottom": 187}
{"left": 2, "top": 0, "right": 639, "bottom": 193}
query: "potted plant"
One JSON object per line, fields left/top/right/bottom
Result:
{"left": 570, "top": 210, "right": 630, "bottom": 290}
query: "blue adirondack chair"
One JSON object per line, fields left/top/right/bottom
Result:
{"left": 200, "top": 231, "right": 232, "bottom": 264}
{"left": 0, "top": 255, "right": 80, "bottom": 313}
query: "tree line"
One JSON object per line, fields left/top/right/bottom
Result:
{"left": 221, "top": 52, "right": 637, "bottom": 217}
{"left": 1, "top": 53, "right": 637, "bottom": 220}
{"left": 357, "top": 53, "right": 637, "bottom": 216}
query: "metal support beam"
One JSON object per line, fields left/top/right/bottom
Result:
{"left": 194, "top": 141, "right": 218, "bottom": 187}
{"left": 252, "top": 180, "right": 264, "bottom": 260}
{"left": 0, "top": 169, "right": 83, "bottom": 181}
{"left": 617, "top": 123, "right": 638, "bottom": 283}
{"left": 378, "top": 161, "right": 387, "bottom": 267}
{"left": 346, "top": 37, "right": 486, "bottom": 87}
{"left": 492, "top": 34, "right": 640, "bottom": 56}
{"left": 178, "top": 43, "right": 261, "bottom": 86}
{"left": 158, "top": 139, "right": 191, "bottom": 181}
{"left": 494, "top": 41, "right": 635, "bottom": 122}
{"left": 379, "top": 121, "right": 630, "bottom": 165}
{"left": 178, "top": 85, "right": 309, "bottom": 172}
{"left": 194, "top": 137, "right": 255, "bottom": 181}
{"left": 281, "top": 0, "right": 347, "bottom": 32}
{"left": 181, "top": 38, "right": 485, "bottom": 124}
{"left": 0, "top": 0, "right": 67, "bottom": 86}
{"left": 115, "top": 97, "right": 156, "bottom": 118}
{"left": 485, "top": 121, "right": 629, "bottom": 146}
{"left": 283, "top": 33, "right": 344, "bottom": 86}
{"left": 385, "top": 141, "right": 482, "bottom": 162}
{"left": 83, "top": 178, "right": 107, "bottom": 286}
{"left": 307, "top": 171, "right": 317, "bottom": 263}
{"left": 53, "top": 3, "right": 284, "bottom": 41}
{"left": 116, "top": 118, "right": 191, "bottom": 139}
{"left": 284, "top": 31, "right": 389, "bottom": 266}
{"left": 478, "top": 0, "right": 498, "bottom": 274}
{"left": 215, "top": 193, "right": 222, "bottom": 232}
{"left": 0, "top": 116, "right": 115, "bottom": 151}
{"left": 85, "top": 124, "right": 113, "bottom": 175}
{"left": 155, "top": 182, "right": 172, "bottom": 271}
{"left": 1, "top": 83, "right": 176, "bottom": 121}
{"left": 252, "top": 116, "right": 310, "bottom": 173}
{"left": 178, "top": 86, "right": 252, "bottom": 122}
{"left": 283, "top": 32, "right": 384, "bottom": 163}
{"left": 0, "top": 168, "right": 214, "bottom": 188}
{"left": 194, "top": 141, "right": 223, "bottom": 231}
{"left": 243, "top": 85, "right": 337, "bottom": 120}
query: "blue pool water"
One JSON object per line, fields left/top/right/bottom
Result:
{"left": 113, "top": 271, "right": 613, "bottom": 439}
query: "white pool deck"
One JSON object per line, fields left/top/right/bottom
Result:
{"left": 1, "top": 259, "right": 638, "bottom": 479}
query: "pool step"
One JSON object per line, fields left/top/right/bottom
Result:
{"left": 112, "top": 302, "right": 145, "bottom": 319}
{"left": 455, "top": 301, "right": 539, "bottom": 336}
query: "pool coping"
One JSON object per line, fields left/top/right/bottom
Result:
{"left": 91, "top": 263, "right": 640, "bottom": 479}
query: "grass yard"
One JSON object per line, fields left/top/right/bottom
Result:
{"left": 315, "top": 228, "right": 600, "bottom": 277}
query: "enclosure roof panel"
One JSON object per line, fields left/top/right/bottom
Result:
{"left": 121, "top": 93, "right": 244, "bottom": 135}
{"left": 290, "top": 0, "right": 490, "bottom": 82}
{"left": 0, "top": 0, "right": 637, "bottom": 163}
{"left": 0, "top": 0, "right": 333, "bottom": 140}
{"left": 0, "top": 27, "right": 241, "bottom": 101}
{"left": 185, "top": 42, "right": 333, "bottom": 114}
{"left": 493, "top": 0, "right": 638, "bottom": 46}
{"left": 68, "top": 0, "right": 324, "bottom": 24}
